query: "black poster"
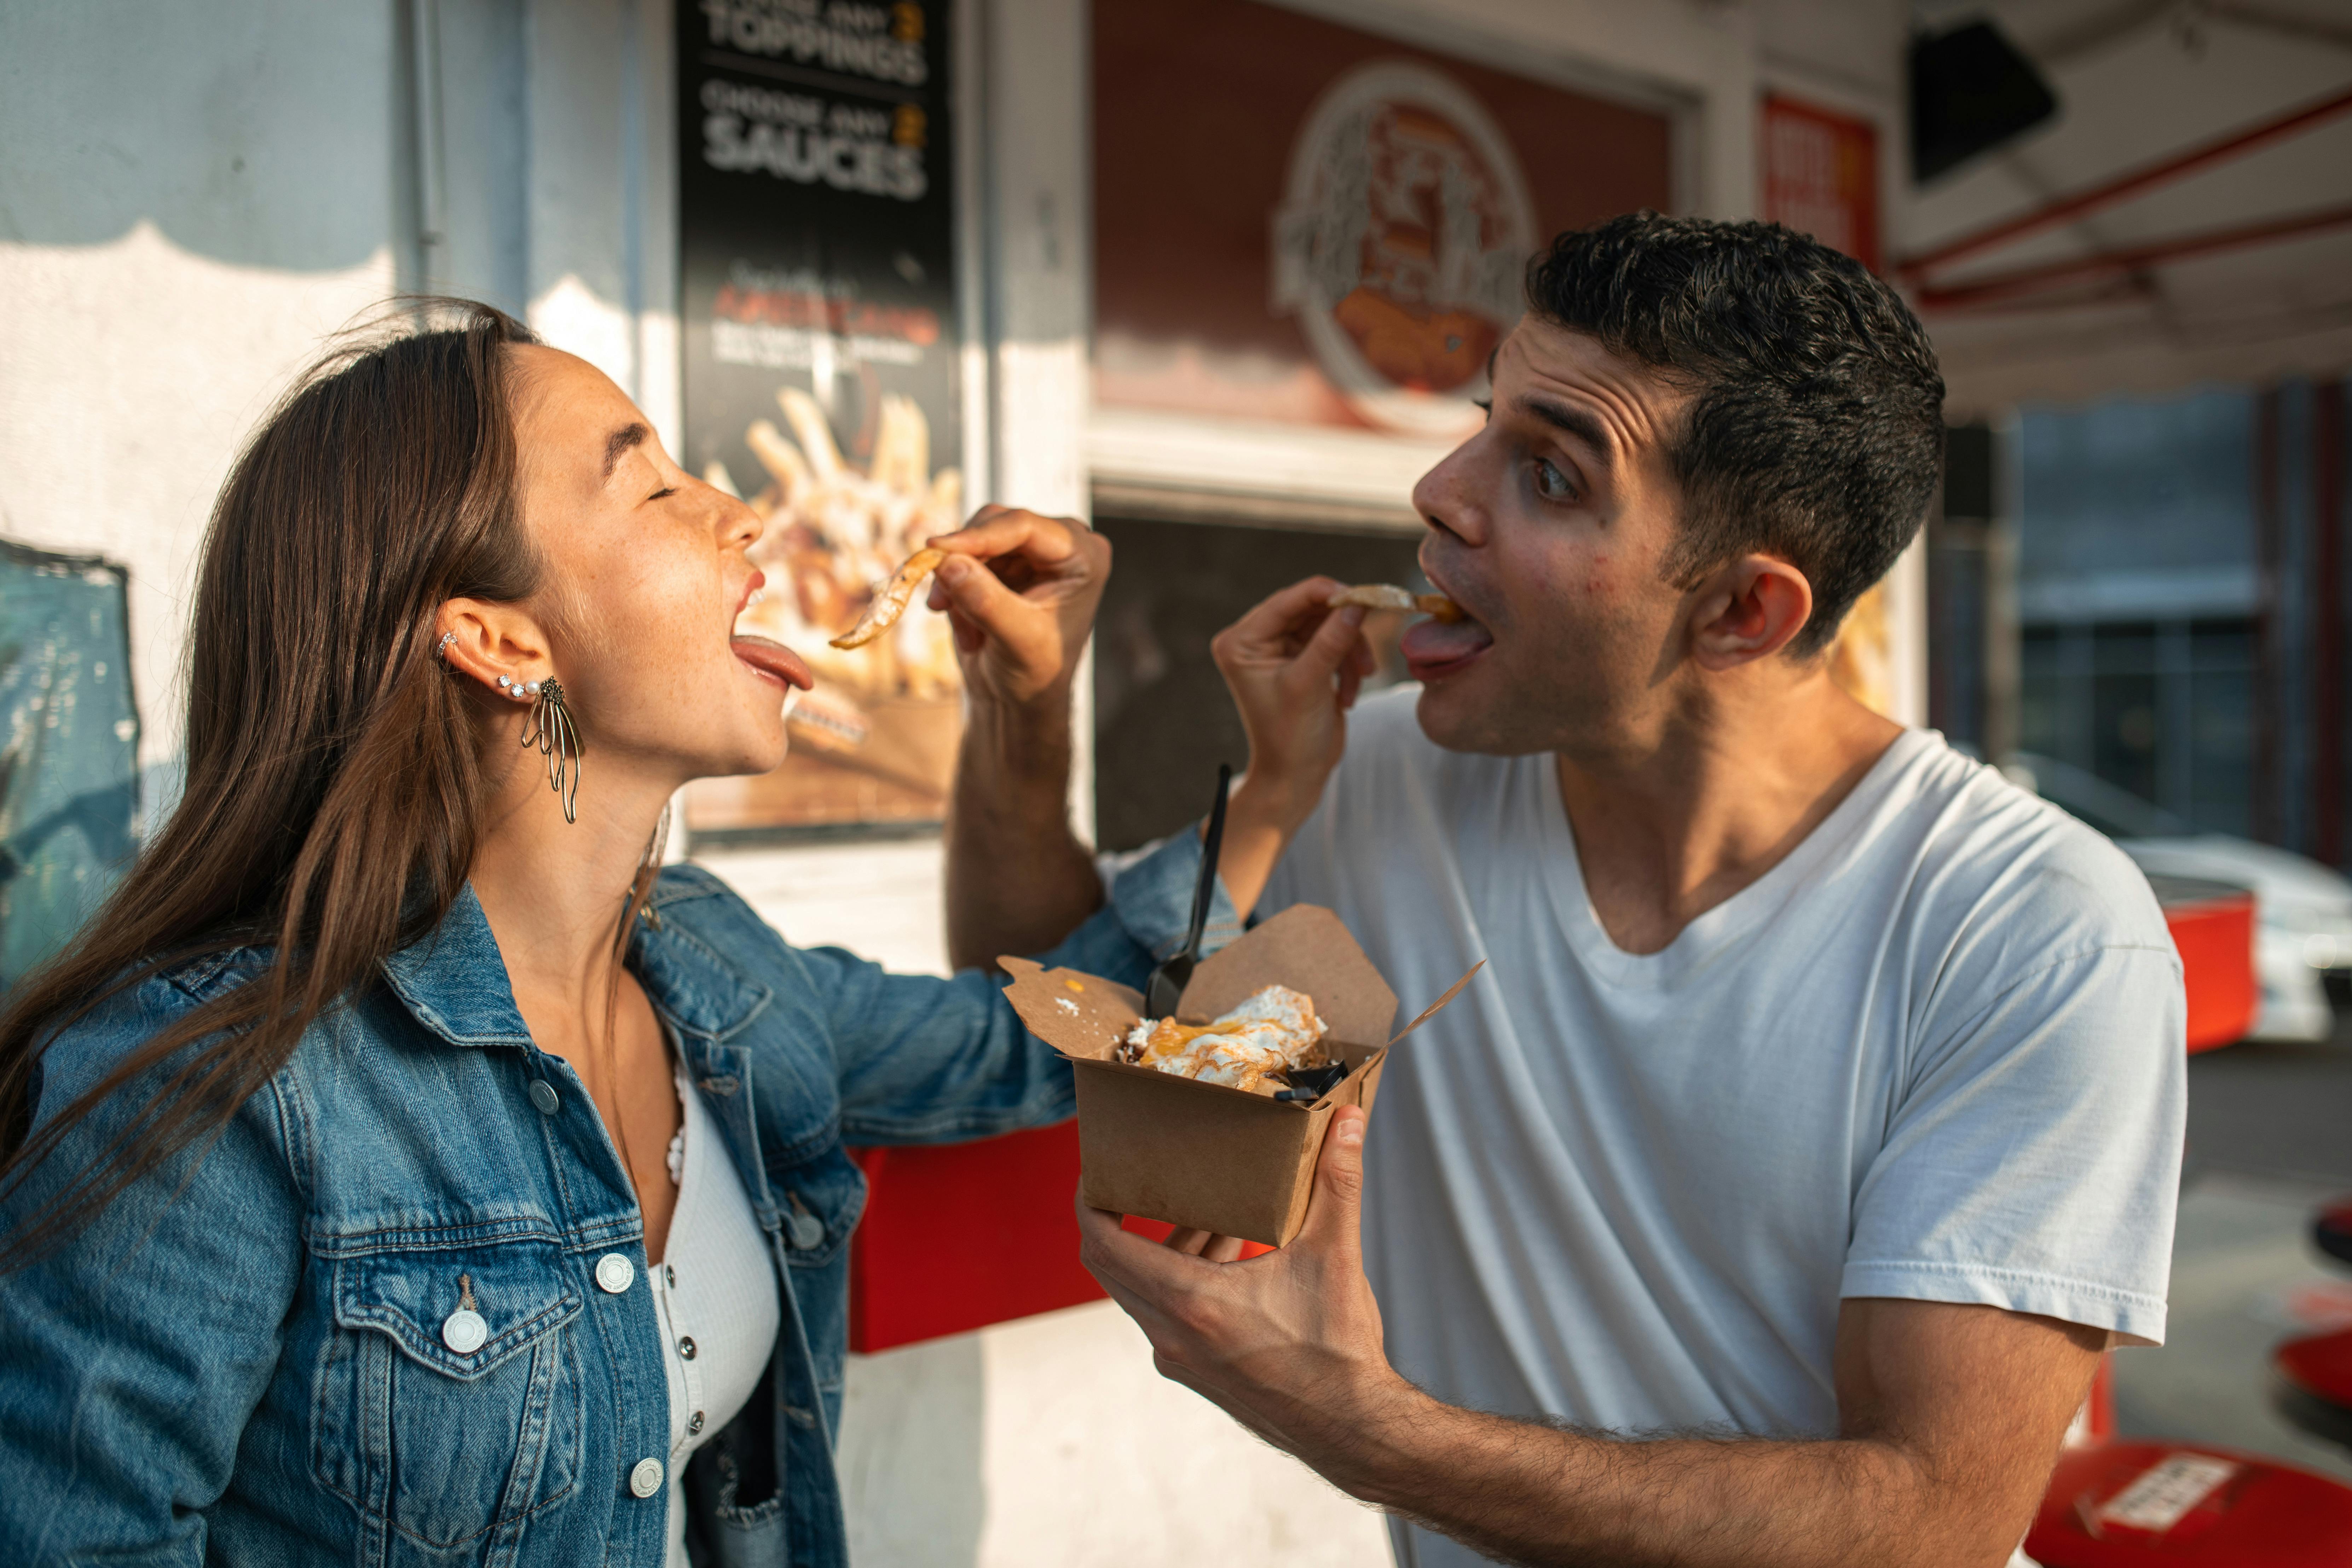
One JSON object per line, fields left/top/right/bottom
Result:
{"left": 678, "top": 0, "right": 964, "bottom": 831}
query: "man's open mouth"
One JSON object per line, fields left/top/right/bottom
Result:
{"left": 1400, "top": 573, "right": 1495, "bottom": 682}
{"left": 730, "top": 635, "right": 813, "bottom": 691}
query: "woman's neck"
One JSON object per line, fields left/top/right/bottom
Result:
{"left": 467, "top": 763, "right": 675, "bottom": 1024}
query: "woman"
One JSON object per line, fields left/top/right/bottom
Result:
{"left": 0, "top": 303, "right": 1219, "bottom": 1566}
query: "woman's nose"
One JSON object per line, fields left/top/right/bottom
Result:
{"left": 719, "top": 491, "right": 764, "bottom": 552}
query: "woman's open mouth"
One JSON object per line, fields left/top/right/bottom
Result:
{"left": 731, "top": 635, "right": 813, "bottom": 691}
{"left": 1400, "top": 604, "right": 1495, "bottom": 683}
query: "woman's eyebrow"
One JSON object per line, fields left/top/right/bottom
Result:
{"left": 601, "top": 421, "right": 650, "bottom": 480}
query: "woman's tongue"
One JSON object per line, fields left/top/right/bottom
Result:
{"left": 730, "top": 635, "right": 814, "bottom": 690}
{"left": 1401, "top": 613, "right": 1495, "bottom": 673}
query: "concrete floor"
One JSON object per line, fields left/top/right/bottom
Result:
{"left": 2108, "top": 1033, "right": 2352, "bottom": 1480}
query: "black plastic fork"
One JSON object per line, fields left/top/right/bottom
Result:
{"left": 1145, "top": 762, "right": 1232, "bottom": 1020}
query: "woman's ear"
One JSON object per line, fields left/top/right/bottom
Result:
{"left": 1687, "top": 556, "right": 1814, "bottom": 672}
{"left": 436, "top": 598, "right": 555, "bottom": 695}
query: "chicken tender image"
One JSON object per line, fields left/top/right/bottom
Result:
{"left": 1123, "top": 984, "right": 1332, "bottom": 1097}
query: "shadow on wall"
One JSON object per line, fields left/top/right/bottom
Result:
{"left": 0, "top": 540, "right": 140, "bottom": 989}
{"left": 0, "top": 1, "right": 409, "bottom": 268}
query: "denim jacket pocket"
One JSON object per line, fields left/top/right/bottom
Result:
{"left": 313, "top": 1236, "right": 585, "bottom": 1558}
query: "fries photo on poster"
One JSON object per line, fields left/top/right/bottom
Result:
{"left": 696, "top": 390, "right": 965, "bottom": 828}
{"left": 676, "top": 0, "right": 961, "bottom": 834}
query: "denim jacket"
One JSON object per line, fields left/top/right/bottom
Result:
{"left": 0, "top": 831, "right": 1224, "bottom": 1568}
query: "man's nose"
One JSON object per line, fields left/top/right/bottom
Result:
{"left": 1410, "top": 444, "right": 1487, "bottom": 549}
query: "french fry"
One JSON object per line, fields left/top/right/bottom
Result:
{"left": 870, "top": 394, "right": 928, "bottom": 496}
{"left": 746, "top": 420, "right": 813, "bottom": 504}
{"left": 777, "top": 387, "right": 844, "bottom": 481}
{"left": 703, "top": 459, "right": 742, "bottom": 498}
{"left": 830, "top": 547, "right": 946, "bottom": 650}
{"left": 927, "top": 467, "right": 963, "bottom": 520}
{"left": 1328, "top": 584, "right": 1466, "bottom": 621}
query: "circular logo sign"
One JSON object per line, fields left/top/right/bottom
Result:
{"left": 1272, "top": 62, "right": 1537, "bottom": 439}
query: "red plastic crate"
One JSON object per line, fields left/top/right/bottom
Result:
{"left": 2028, "top": 1441, "right": 2352, "bottom": 1566}
{"left": 2160, "top": 890, "right": 2258, "bottom": 1053}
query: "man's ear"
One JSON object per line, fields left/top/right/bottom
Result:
{"left": 1686, "top": 556, "right": 1814, "bottom": 672}
{"left": 437, "top": 597, "right": 555, "bottom": 691}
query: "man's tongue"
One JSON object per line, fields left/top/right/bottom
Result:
{"left": 730, "top": 635, "right": 814, "bottom": 690}
{"left": 1400, "top": 613, "right": 1495, "bottom": 671}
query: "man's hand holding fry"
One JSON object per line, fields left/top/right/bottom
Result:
{"left": 922, "top": 504, "right": 1110, "bottom": 711}
{"left": 1207, "top": 577, "right": 1377, "bottom": 918}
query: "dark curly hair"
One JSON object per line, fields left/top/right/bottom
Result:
{"left": 1525, "top": 213, "right": 1945, "bottom": 655}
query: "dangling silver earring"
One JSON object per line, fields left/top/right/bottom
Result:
{"left": 520, "top": 677, "right": 582, "bottom": 823}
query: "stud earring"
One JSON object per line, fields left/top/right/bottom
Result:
{"left": 520, "top": 677, "right": 582, "bottom": 823}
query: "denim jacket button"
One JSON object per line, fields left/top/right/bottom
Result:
{"left": 440, "top": 1308, "right": 488, "bottom": 1354}
{"left": 594, "top": 1254, "right": 634, "bottom": 1294}
{"left": 528, "top": 1080, "right": 560, "bottom": 1115}
{"left": 629, "top": 1457, "right": 664, "bottom": 1498}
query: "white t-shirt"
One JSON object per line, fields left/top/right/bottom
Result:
{"left": 1258, "top": 692, "right": 2185, "bottom": 1568}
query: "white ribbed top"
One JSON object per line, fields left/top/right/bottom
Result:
{"left": 652, "top": 1048, "right": 781, "bottom": 1568}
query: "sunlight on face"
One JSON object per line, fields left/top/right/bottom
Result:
{"left": 506, "top": 346, "right": 802, "bottom": 786}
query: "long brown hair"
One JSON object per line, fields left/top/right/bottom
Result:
{"left": 0, "top": 301, "right": 549, "bottom": 1266}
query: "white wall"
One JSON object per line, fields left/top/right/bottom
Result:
{"left": 0, "top": 0, "right": 677, "bottom": 783}
{"left": 0, "top": 1, "right": 404, "bottom": 773}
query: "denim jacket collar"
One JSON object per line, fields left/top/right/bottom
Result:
{"left": 376, "top": 881, "right": 772, "bottom": 1051}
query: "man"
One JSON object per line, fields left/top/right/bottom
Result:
{"left": 953, "top": 213, "right": 2184, "bottom": 1567}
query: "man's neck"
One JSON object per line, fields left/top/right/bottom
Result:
{"left": 1555, "top": 675, "right": 1901, "bottom": 955}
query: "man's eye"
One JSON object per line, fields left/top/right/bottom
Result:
{"left": 1472, "top": 397, "right": 1493, "bottom": 421}
{"left": 1534, "top": 458, "right": 1577, "bottom": 501}
{"left": 648, "top": 486, "right": 677, "bottom": 502}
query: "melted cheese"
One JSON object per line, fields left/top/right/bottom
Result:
{"left": 1125, "top": 985, "right": 1332, "bottom": 1095}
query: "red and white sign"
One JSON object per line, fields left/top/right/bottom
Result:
{"left": 1093, "top": 0, "right": 1674, "bottom": 434}
{"left": 1270, "top": 62, "right": 1536, "bottom": 438}
{"left": 1762, "top": 94, "right": 1882, "bottom": 272}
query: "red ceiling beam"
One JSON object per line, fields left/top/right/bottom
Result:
{"left": 1914, "top": 201, "right": 2352, "bottom": 311}
{"left": 1898, "top": 82, "right": 2352, "bottom": 282}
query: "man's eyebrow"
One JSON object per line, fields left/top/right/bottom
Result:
{"left": 601, "top": 421, "right": 650, "bottom": 480}
{"left": 1514, "top": 397, "right": 1615, "bottom": 471}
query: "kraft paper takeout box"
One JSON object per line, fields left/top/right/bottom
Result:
{"left": 1001, "top": 905, "right": 1479, "bottom": 1247}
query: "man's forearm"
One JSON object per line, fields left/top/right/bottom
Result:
{"left": 944, "top": 687, "right": 1102, "bottom": 971}
{"left": 1318, "top": 1381, "right": 2024, "bottom": 1568}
